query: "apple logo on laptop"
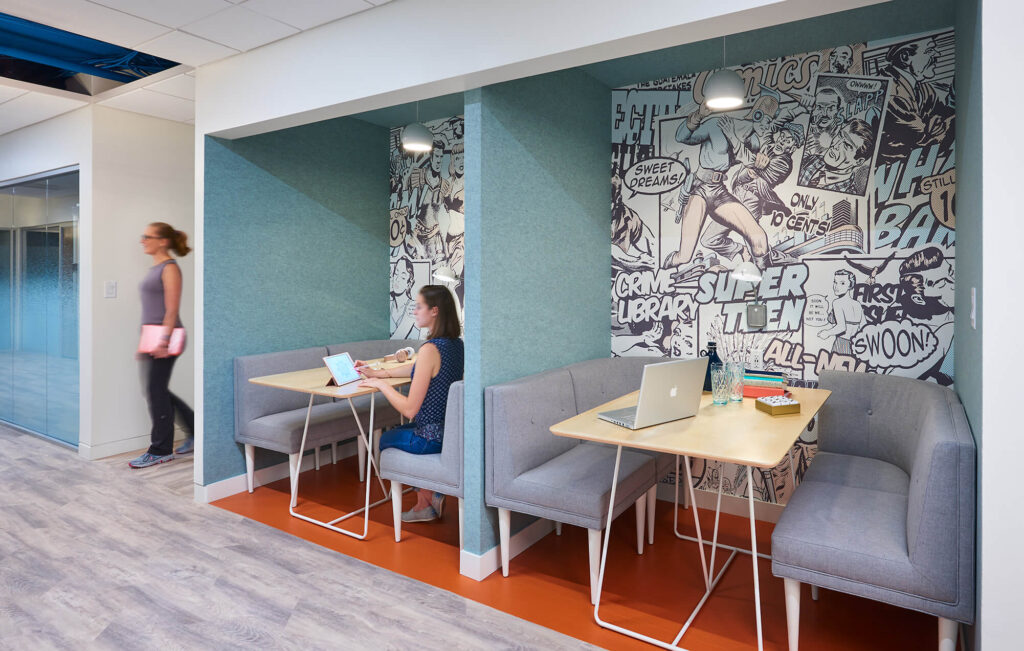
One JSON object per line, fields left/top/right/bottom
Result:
{"left": 670, "top": 386, "right": 678, "bottom": 398}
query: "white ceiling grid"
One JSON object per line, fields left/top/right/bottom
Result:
{"left": 0, "top": 0, "right": 390, "bottom": 134}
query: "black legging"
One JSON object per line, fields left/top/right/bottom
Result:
{"left": 145, "top": 355, "right": 194, "bottom": 456}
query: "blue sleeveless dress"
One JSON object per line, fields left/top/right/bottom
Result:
{"left": 378, "top": 338, "right": 464, "bottom": 455}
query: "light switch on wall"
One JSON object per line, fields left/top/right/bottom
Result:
{"left": 103, "top": 281, "right": 117, "bottom": 299}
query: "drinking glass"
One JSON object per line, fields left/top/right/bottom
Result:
{"left": 710, "top": 363, "right": 730, "bottom": 405}
{"left": 727, "top": 361, "right": 744, "bottom": 402}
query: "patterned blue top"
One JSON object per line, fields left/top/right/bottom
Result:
{"left": 411, "top": 337, "right": 464, "bottom": 442}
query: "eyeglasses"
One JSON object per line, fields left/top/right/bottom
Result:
{"left": 140, "top": 235, "right": 162, "bottom": 240}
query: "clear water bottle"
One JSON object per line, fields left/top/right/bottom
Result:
{"left": 701, "top": 341, "right": 723, "bottom": 391}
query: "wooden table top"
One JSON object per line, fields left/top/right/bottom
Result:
{"left": 248, "top": 357, "right": 412, "bottom": 399}
{"left": 550, "top": 387, "right": 831, "bottom": 469}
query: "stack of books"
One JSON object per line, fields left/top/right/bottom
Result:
{"left": 742, "top": 369, "right": 788, "bottom": 398}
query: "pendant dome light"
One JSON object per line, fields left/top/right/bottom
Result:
{"left": 402, "top": 101, "right": 433, "bottom": 152}
{"left": 730, "top": 261, "right": 763, "bottom": 283}
{"left": 704, "top": 37, "right": 744, "bottom": 110}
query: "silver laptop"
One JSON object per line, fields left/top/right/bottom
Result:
{"left": 597, "top": 358, "right": 708, "bottom": 430}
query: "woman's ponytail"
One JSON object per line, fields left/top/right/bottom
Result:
{"left": 171, "top": 230, "right": 192, "bottom": 257}
{"left": 150, "top": 222, "right": 191, "bottom": 257}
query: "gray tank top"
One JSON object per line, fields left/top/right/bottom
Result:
{"left": 140, "top": 260, "right": 183, "bottom": 327}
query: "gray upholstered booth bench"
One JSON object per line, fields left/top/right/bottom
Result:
{"left": 381, "top": 381, "right": 464, "bottom": 547}
{"left": 234, "top": 339, "right": 421, "bottom": 505}
{"left": 771, "top": 371, "right": 975, "bottom": 651}
{"left": 485, "top": 356, "right": 674, "bottom": 604}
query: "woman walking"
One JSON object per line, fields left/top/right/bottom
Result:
{"left": 129, "top": 222, "right": 195, "bottom": 469}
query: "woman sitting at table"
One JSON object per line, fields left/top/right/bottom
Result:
{"left": 356, "top": 285, "right": 463, "bottom": 523}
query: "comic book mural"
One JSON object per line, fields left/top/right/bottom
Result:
{"left": 611, "top": 29, "right": 955, "bottom": 504}
{"left": 389, "top": 116, "right": 465, "bottom": 339}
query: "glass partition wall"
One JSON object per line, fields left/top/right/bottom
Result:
{"left": 0, "top": 170, "right": 79, "bottom": 446}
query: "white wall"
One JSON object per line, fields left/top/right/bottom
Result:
{"left": 196, "top": 0, "right": 882, "bottom": 138}
{"left": 981, "top": 2, "right": 1024, "bottom": 648}
{"left": 87, "top": 107, "right": 195, "bottom": 459}
{"left": 0, "top": 106, "right": 195, "bottom": 458}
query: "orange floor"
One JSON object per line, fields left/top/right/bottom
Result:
{"left": 213, "top": 456, "right": 937, "bottom": 650}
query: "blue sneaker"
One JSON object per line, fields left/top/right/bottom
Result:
{"left": 174, "top": 438, "right": 194, "bottom": 455}
{"left": 401, "top": 506, "right": 438, "bottom": 523}
{"left": 128, "top": 452, "right": 174, "bottom": 469}
{"left": 430, "top": 492, "right": 445, "bottom": 518}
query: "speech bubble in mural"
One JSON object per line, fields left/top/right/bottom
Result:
{"left": 847, "top": 78, "right": 882, "bottom": 93}
{"left": 804, "top": 295, "right": 829, "bottom": 327}
{"left": 623, "top": 157, "right": 688, "bottom": 197}
{"left": 389, "top": 207, "right": 409, "bottom": 247}
{"left": 852, "top": 319, "right": 938, "bottom": 370}
{"left": 920, "top": 169, "right": 956, "bottom": 229}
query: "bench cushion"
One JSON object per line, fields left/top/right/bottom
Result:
{"left": 380, "top": 448, "right": 459, "bottom": 495}
{"left": 237, "top": 397, "right": 401, "bottom": 454}
{"left": 802, "top": 452, "right": 909, "bottom": 495}
{"left": 487, "top": 444, "right": 656, "bottom": 530}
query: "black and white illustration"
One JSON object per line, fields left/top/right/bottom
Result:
{"left": 611, "top": 28, "right": 956, "bottom": 504}
{"left": 389, "top": 116, "right": 465, "bottom": 338}
{"left": 796, "top": 74, "right": 888, "bottom": 196}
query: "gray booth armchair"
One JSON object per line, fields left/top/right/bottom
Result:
{"left": 771, "top": 370, "right": 975, "bottom": 651}
{"left": 380, "top": 381, "right": 465, "bottom": 548}
{"left": 485, "top": 357, "right": 675, "bottom": 605}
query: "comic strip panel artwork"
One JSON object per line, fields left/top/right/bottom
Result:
{"left": 611, "top": 28, "right": 955, "bottom": 504}
{"left": 389, "top": 116, "right": 465, "bottom": 339}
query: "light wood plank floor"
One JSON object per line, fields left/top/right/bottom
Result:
{"left": 0, "top": 426, "right": 596, "bottom": 650}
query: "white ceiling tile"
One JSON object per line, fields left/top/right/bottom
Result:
{"left": 0, "top": 92, "right": 87, "bottom": 136}
{"left": 145, "top": 74, "right": 195, "bottom": 100}
{"left": 88, "top": 0, "right": 233, "bottom": 29}
{"left": 363, "top": 0, "right": 392, "bottom": 5}
{"left": 99, "top": 88, "right": 194, "bottom": 123}
{"left": 136, "top": 30, "right": 239, "bottom": 67}
{"left": 0, "top": 85, "right": 29, "bottom": 105}
{"left": 0, "top": 0, "right": 170, "bottom": 49}
{"left": 240, "top": 0, "right": 372, "bottom": 30}
{"left": 181, "top": 6, "right": 299, "bottom": 51}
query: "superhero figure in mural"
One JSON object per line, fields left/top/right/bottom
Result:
{"left": 882, "top": 246, "right": 955, "bottom": 385}
{"left": 411, "top": 139, "right": 447, "bottom": 264}
{"left": 611, "top": 173, "right": 657, "bottom": 272}
{"left": 877, "top": 37, "right": 955, "bottom": 164}
{"left": 818, "top": 269, "right": 864, "bottom": 355}
{"left": 664, "top": 102, "right": 772, "bottom": 271}
{"left": 701, "top": 89, "right": 805, "bottom": 263}
{"left": 798, "top": 117, "right": 876, "bottom": 194}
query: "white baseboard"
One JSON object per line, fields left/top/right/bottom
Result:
{"left": 79, "top": 426, "right": 189, "bottom": 460}
{"left": 459, "top": 517, "right": 555, "bottom": 581}
{"left": 655, "top": 482, "right": 783, "bottom": 523}
{"left": 194, "top": 441, "right": 359, "bottom": 504}
{"left": 79, "top": 434, "right": 152, "bottom": 460}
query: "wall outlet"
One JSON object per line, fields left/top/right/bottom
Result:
{"left": 103, "top": 281, "right": 117, "bottom": 299}
{"left": 971, "top": 287, "right": 976, "bottom": 329}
